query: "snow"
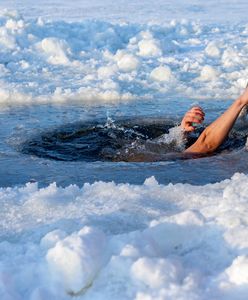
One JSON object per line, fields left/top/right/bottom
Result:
{"left": 1, "top": 0, "right": 248, "bottom": 25}
{"left": 137, "top": 35, "right": 162, "bottom": 57}
{"left": 0, "top": 173, "right": 247, "bottom": 298}
{"left": 225, "top": 256, "right": 248, "bottom": 285}
{"left": 115, "top": 51, "right": 139, "bottom": 72}
{"left": 205, "top": 42, "right": 221, "bottom": 58}
{"left": 38, "top": 38, "right": 71, "bottom": 65}
{"left": 198, "top": 65, "right": 219, "bottom": 81}
{"left": 150, "top": 65, "right": 174, "bottom": 82}
{"left": 46, "top": 227, "right": 107, "bottom": 295}
{"left": 0, "top": 0, "right": 248, "bottom": 299}
{"left": 0, "top": 8, "right": 247, "bottom": 105}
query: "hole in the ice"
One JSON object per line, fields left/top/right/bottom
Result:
{"left": 19, "top": 117, "right": 248, "bottom": 162}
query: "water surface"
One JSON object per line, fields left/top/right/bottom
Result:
{"left": 1, "top": 98, "right": 248, "bottom": 187}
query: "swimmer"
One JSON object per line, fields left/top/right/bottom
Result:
{"left": 181, "top": 86, "right": 248, "bottom": 154}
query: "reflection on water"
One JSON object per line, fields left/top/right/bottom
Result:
{"left": 20, "top": 117, "right": 248, "bottom": 162}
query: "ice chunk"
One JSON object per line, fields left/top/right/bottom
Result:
{"left": 226, "top": 256, "right": 248, "bottom": 285}
{"left": 38, "top": 37, "right": 70, "bottom": 65}
{"left": 150, "top": 65, "right": 174, "bottom": 82}
{"left": 97, "top": 65, "right": 117, "bottom": 78}
{"left": 138, "top": 38, "right": 162, "bottom": 57}
{"left": 115, "top": 51, "right": 139, "bottom": 72}
{"left": 198, "top": 65, "right": 219, "bottom": 81}
{"left": 205, "top": 42, "right": 221, "bottom": 58}
{"left": 46, "top": 227, "right": 107, "bottom": 294}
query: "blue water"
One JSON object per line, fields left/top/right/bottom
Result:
{"left": 1, "top": 97, "right": 248, "bottom": 188}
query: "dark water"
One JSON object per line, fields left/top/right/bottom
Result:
{"left": 20, "top": 117, "right": 248, "bottom": 162}
{"left": 1, "top": 101, "right": 248, "bottom": 188}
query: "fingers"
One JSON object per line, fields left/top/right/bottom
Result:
{"left": 184, "top": 125, "right": 195, "bottom": 132}
{"left": 185, "top": 106, "right": 205, "bottom": 122}
{"left": 184, "top": 112, "right": 204, "bottom": 123}
{"left": 185, "top": 111, "right": 205, "bottom": 118}
{"left": 185, "top": 117, "right": 203, "bottom": 124}
{"left": 181, "top": 105, "right": 205, "bottom": 132}
{"left": 189, "top": 106, "right": 205, "bottom": 116}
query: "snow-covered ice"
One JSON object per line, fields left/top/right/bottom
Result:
{"left": 0, "top": 9, "right": 247, "bottom": 105}
{"left": 1, "top": 0, "right": 248, "bottom": 25}
{"left": 1, "top": 174, "right": 248, "bottom": 299}
{"left": 0, "top": 0, "right": 248, "bottom": 299}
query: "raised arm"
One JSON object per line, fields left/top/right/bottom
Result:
{"left": 184, "top": 88, "right": 248, "bottom": 154}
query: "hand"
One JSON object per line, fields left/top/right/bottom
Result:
{"left": 181, "top": 106, "right": 205, "bottom": 132}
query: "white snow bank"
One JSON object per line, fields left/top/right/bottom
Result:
{"left": 0, "top": 9, "right": 248, "bottom": 105}
{"left": 1, "top": 173, "right": 248, "bottom": 298}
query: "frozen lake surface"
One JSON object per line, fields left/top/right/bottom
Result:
{"left": 0, "top": 1, "right": 248, "bottom": 299}
{"left": 1, "top": 0, "right": 248, "bottom": 24}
